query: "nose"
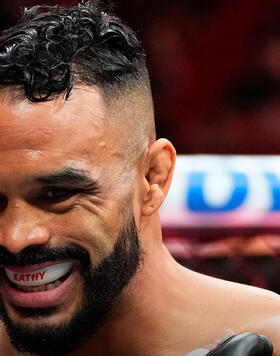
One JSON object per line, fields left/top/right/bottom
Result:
{"left": 0, "top": 200, "right": 50, "bottom": 254}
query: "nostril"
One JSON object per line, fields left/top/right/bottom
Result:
{"left": 0, "top": 195, "right": 7, "bottom": 211}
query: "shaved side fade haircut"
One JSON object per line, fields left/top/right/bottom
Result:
{"left": 0, "top": 1, "right": 155, "bottom": 163}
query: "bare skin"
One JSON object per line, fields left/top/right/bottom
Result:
{"left": 0, "top": 88, "right": 280, "bottom": 356}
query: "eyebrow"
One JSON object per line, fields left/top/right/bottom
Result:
{"left": 31, "top": 168, "right": 99, "bottom": 188}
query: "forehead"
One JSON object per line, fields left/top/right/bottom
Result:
{"left": 0, "top": 87, "right": 125, "bottom": 182}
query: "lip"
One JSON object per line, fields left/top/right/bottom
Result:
{"left": 0, "top": 263, "right": 80, "bottom": 308}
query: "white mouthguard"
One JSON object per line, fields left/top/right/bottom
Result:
{"left": 4, "top": 262, "right": 74, "bottom": 287}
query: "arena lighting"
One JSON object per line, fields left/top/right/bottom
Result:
{"left": 160, "top": 155, "right": 280, "bottom": 228}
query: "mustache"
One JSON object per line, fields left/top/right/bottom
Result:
{"left": 0, "top": 244, "right": 91, "bottom": 270}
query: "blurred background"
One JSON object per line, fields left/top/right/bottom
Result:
{"left": 1, "top": 0, "right": 280, "bottom": 292}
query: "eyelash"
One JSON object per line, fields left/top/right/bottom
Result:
{"left": 41, "top": 188, "right": 78, "bottom": 203}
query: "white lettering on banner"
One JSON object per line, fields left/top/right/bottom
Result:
{"left": 160, "top": 155, "right": 280, "bottom": 227}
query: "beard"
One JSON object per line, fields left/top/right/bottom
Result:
{"left": 0, "top": 215, "right": 143, "bottom": 356}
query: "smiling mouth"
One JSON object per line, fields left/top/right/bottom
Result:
{"left": 2, "top": 261, "right": 74, "bottom": 293}
{"left": 4, "top": 270, "right": 72, "bottom": 293}
{"left": 0, "top": 261, "right": 80, "bottom": 309}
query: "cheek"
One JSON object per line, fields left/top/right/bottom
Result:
{"left": 48, "top": 203, "right": 123, "bottom": 264}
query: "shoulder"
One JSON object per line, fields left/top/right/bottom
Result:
{"left": 208, "top": 274, "right": 280, "bottom": 322}
{"left": 198, "top": 274, "right": 280, "bottom": 355}
{"left": 244, "top": 315, "right": 280, "bottom": 356}
{"left": 183, "top": 270, "right": 280, "bottom": 348}
{"left": 190, "top": 269, "right": 280, "bottom": 313}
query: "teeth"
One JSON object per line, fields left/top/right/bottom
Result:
{"left": 38, "top": 285, "right": 45, "bottom": 292}
{"left": 17, "top": 280, "right": 62, "bottom": 293}
{"left": 4, "top": 262, "right": 73, "bottom": 287}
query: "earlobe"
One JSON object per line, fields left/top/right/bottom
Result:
{"left": 142, "top": 138, "right": 176, "bottom": 216}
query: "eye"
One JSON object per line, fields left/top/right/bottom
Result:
{"left": 0, "top": 194, "right": 7, "bottom": 211}
{"left": 41, "top": 188, "right": 77, "bottom": 203}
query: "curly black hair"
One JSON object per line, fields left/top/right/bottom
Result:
{"left": 0, "top": 1, "right": 147, "bottom": 102}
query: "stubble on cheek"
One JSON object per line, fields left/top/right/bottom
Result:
{"left": 59, "top": 196, "right": 127, "bottom": 265}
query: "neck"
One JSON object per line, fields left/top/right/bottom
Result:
{"left": 73, "top": 215, "right": 193, "bottom": 356}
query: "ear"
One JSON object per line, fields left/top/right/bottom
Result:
{"left": 141, "top": 138, "right": 176, "bottom": 216}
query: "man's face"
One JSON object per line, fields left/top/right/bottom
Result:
{"left": 0, "top": 88, "right": 143, "bottom": 355}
